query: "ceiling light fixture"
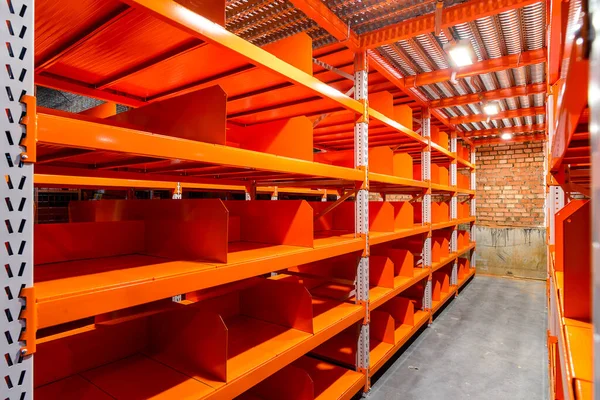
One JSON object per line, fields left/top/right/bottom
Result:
{"left": 501, "top": 133, "right": 513, "bottom": 140}
{"left": 483, "top": 102, "right": 499, "bottom": 116}
{"left": 445, "top": 40, "right": 474, "bottom": 67}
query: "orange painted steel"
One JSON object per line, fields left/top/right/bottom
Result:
{"left": 368, "top": 50, "right": 465, "bottom": 139}
{"left": 36, "top": 111, "right": 364, "bottom": 183}
{"left": 430, "top": 83, "right": 546, "bottom": 108}
{"left": 449, "top": 106, "right": 545, "bottom": 125}
{"left": 464, "top": 123, "right": 546, "bottom": 137}
{"left": 122, "top": 0, "right": 364, "bottom": 114}
{"left": 30, "top": 2, "right": 480, "bottom": 397}
{"left": 405, "top": 49, "right": 547, "bottom": 88}
{"left": 288, "top": 0, "right": 359, "bottom": 50}
{"left": 473, "top": 133, "right": 547, "bottom": 146}
{"left": 359, "top": 0, "right": 544, "bottom": 49}
{"left": 36, "top": 277, "right": 366, "bottom": 400}
{"left": 550, "top": 40, "right": 589, "bottom": 176}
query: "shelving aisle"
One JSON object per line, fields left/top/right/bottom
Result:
{"left": 546, "top": 0, "right": 594, "bottom": 398}
{"left": 1, "top": 0, "right": 477, "bottom": 399}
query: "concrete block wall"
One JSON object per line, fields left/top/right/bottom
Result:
{"left": 473, "top": 141, "right": 546, "bottom": 279}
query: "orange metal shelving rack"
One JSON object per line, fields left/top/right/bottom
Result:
{"left": 546, "top": 0, "right": 594, "bottom": 398}
{"left": 1, "top": 1, "right": 478, "bottom": 399}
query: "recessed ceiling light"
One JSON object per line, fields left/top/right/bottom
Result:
{"left": 445, "top": 40, "right": 475, "bottom": 67}
{"left": 448, "top": 46, "right": 473, "bottom": 67}
{"left": 483, "top": 103, "right": 499, "bottom": 116}
{"left": 501, "top": 133, "right": 513, "bottom": 140}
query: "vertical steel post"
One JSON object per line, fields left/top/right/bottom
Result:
{"left": 245, "top": 182, "right": 257, "bottom": 200}
{"left": 469, "top": 145, "right": 477, "bottom": 269}
{"left": 589, "top": 0, "right": 600, "bottom": 393}
{"left": 172, "top": 182, "right": 182, "bottom": 199}
{"left": 548, "top": 185, "right": 565, "bottom": 246}
{"left": 353, "top": 51, "right": 370, "bottom": 386}
{"left": 421, "top": 108, "right": 432, "bottom": 312}
{"left": 1, "top": 0, "right": 34, "bottom": 398}
{"left": 450, "top": 134, "right": 458, "bottom": 286}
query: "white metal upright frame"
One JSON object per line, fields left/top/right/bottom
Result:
{"left": 353, "top": 51, "right": 371, "bottom": 387}
{"left": 1, "top": 0, "right": 34, "bottom": 398}
{"left": 421, "top": 108, "right": 433, "bottom": 312}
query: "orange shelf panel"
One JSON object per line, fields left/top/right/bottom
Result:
{"left": 430, "top": 142, "right": 455, "bottom": 160}
{"left": 430, "top": 182, "right": 476, "bottom": 195}
{"left": 432, "top": 217, "right": 476, "bottom": 232}
{"left": 34, "top": 171, "right": 331, "bottom": 197}
{"left": 369, "top": 172, "right": 429, "bottom": 191}
{"left": 310, "top": 326, "right": 393, "bottom": 371}
{"left": 564, "top": 321, "right": 593, "bottom": 385}
{"left": 82, "top": 354, "right": 216, "bottom": 399}
{"left": 36, "top": 112, "right": 365, "bottom": 185}
{"left": 295, "top": 357, "right": 364, "bottom": 400}
{"left": 456, "top": 156, "right": 475, "bottom": 169}
{"left": 36, "top": 278, "right": 365, "bottom": 400}
{"left": 35, "top": 236, "right": 363, "bottom": 329}
{"left": 432, "top": 254, "right": 457, "bottom": 273}
{"left": 432, "top": 287, "right": 457, "bottom": 314}
{"left": 457, "top": 268, "right": 476, "bottom": 289}
{"left": 458, "top": 242, "right": 477, "bottom": 257}
{"left": 237, "top": 356, "right": 364, "bottom": 400}
{"left": 370, "top": 225, "right": 430, "bottom": 245}
{"left": 35, "top": 375, "right": 114, "bottom": 400}
{"left": 371, "top": 267, "right": 431, "bottom": 310}
{"left": 370, "top": 310, "right": 430, "bottom": 374}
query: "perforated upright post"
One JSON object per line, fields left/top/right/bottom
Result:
{"left": 469, "top": 145, "right": 477, "bottom": 269}
{"left": 421, "top": 108, "right": 432, "bottom": 312}
{"left": 450, "top": 133, "right": 458, "bottom": 286}
{"left": 353, "top": 51, "right": 370, "bottom": 387}
{"left": 548, "top": 185, "right": 565, "bottom": 246}
{"left": 1, "top": 0, "right": 34, "bottom": 398}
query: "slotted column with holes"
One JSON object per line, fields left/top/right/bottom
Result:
{"left": 450, "top": 132, "right": 458, "bottom": 287}
{"left": 354, "top": 51, "right": 371, "bottom": 391}
{"left": 1, "top": 0, "right": 34, "bottom": 399}
{"left": 470, "top": 146, "right": 477, "bottom": 269}
{"left": 421, "top": 108, "right": 433, "bottom": 315}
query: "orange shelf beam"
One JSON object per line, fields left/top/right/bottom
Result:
{"left": 36, "top": 112, "right": 364, "bottom": 183}
{"left": 35, "top": 236, "right": 364, "bottom": 329}
{"left": 122, "top": 0, "right": 364, "bottom": 116}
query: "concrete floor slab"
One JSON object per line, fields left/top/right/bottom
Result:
{"left": 367, "top": 275, "right": 547, "bottom": 400}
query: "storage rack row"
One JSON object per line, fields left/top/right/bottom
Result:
{"left": 546, "top": 0, "right": 594, "bottom": 397}
{"left": 1, "top": 1, "right": 477, "bottom": 399}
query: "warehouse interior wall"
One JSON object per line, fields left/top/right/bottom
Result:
{"left": 473, "top": 141, "right": 546, "bottom": 279}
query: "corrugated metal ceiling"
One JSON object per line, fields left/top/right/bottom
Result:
{"left": 226, "top": 0, "right": 547, "bottom": 140}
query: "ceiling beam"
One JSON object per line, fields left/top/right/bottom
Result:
{"left": 404, "top": 48, "right": 546, "bottom": 87}
{"left": 288, "top": 0, "right": 472, "bottom": 146}
{"left": 463, "top": 123, "right": 546, "bottom": 137}
{"left": 359, "top": 0, "right": 544, "bottom": 49}
{"left": 430, "top": 83, "right": 546, "bottom": 109}
{"left": 449, "top": 106, "right": 545, "bottom": 125}
{"left": 368, "top": 50, "right": 474, "bottom": 146}
{"left": 288, "top": 0, "right": 360, "bottom": 50}
{"left": 473, "top": 133, "right": 546, "bottom": 146}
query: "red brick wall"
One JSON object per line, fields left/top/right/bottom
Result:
{"left": 475, "top": 141, "right": 545, "bottom": 227}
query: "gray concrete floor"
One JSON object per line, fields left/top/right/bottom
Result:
{"left": 367, "top": 275, "right": 548, "bottom": 400}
